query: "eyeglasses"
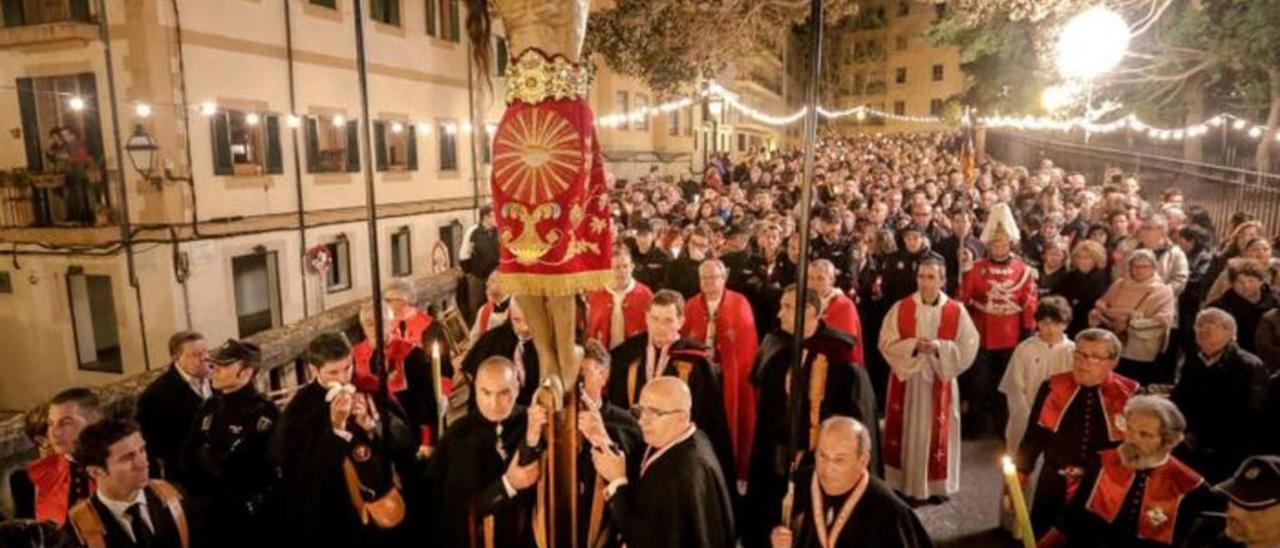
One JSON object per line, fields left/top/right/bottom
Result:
{"left": 630, "top": 405, "right": 686, "bottom": 420}
{"left": 1073, "top": 351, "right": 1114, "bottom": 364}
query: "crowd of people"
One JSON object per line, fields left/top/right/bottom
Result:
{"left": 3, "top": 132, "right": 1280, "bottom": 548}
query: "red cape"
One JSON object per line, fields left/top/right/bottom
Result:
{"left": 683, "top": 290, "right": 758, "bottom": 480}
{"left": 586, "top": 283, "right": 653, "bottom": 348}
{"left": 823, "top": 292, "right": 865, "bottom": 366}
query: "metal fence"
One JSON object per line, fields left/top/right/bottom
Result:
{"left": 986, "top": 130, "right": 1280, "bottom": 237}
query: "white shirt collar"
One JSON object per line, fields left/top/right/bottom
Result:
{"left": 96, "top": 488, "right": 151, "bottom": 541}
{"left": 174, "top": 364, "right": 210, "bottom": 399}
{"left": 608, "top": 279, "right": 635, "bottom": 297}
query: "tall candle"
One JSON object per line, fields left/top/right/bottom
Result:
{"left": 431, "top": 342, "right": 445, "bottom": 433}
{"left": 1002, "top": 455, "right": 1035, "bottom": 548}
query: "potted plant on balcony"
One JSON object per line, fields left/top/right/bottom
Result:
{"left": 93, "top": 203, "right": 118, "bottom": 226}
{"left": 0, "top": 168, "right": 37, "bottom": 227}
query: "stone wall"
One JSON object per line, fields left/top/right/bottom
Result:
{"left": 0, "top": 270, "right": 460, "bottom": 517}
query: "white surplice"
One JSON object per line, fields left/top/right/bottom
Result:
{"left": 997, "top": 335, "right": 1075, "bottom": 454}
{"left": 878, "top": 292, "right": 979, "bottom": 499}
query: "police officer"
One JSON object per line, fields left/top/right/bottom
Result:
{"left": 810, "top": 207, "right": 858, "bottom": 292}
{"left": 1184, "top": 455, "right": 1280, "bottom": 547}
{"left": 179, "top": 339, "right": 278, "bottom": 546}
{"left": 628, "top": 219, "right": 671, "bottom": 291}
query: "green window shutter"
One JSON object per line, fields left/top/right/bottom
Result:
{"left": 265, "top": 115, "right": 283, "bottom": 174}
{"left": 406, "top": 126, "right": 418, "bottom": 171}
{"left": 305, "top": 116, "right": 320, "bottom": 173}
{"left": 212, "top": 111, "right": 233, "bottom": 176}
{"left": 389, "top": 0, "right": 400, "bottom": 26}
{"left": 496, "top": 38, "right": 509, "bottom": 75}
{"left": 3, "top": 0, "right": 24, "bottom": 27}
{"left": 68, "top": 0, "right": 89, "bottom": 22}
{"left": 425, "top": 0, "right": 437, "bottom": 36}
{"left": 448, "top": 0, "right": 460, "bottom": 41}
{"left": 345, "top": 119, "right": 360, "bottom": 172}
{"left": 373, "top": 120, "right": 387, "bottom": 171}
{"left": 16, "top": 78, "right": 42, "bottom": 171}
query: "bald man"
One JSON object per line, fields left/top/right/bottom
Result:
{"left": 427, "top": 357, "right": 545, "bottom": 546}
{"left": 771, "top": 418, "right": 931, "bottom": 548}
{"left": 592, "top": 377, "right": 735, "bottom": 547}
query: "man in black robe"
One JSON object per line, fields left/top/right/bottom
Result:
{"left": 426, "top": 356, "right": 544, "bottom": 547}
{"left": 664, "top": 228, "right": 711, "bottom": 299}
{"left": 270, "top": 332, "right": 414, "bottom": 548}
{"left": 575, "top": 341, "right": 644, "bottom": 548}
{"left": 770, "top": 417, "right": 931, "bottom": 548}
{"left": 743, "top": 285, "right": 881, "bottom": 547}
{"left": 607, "top": 289, "right": 737, "bottom": 488}
{"left": 137, "top": 331, "right": 211, "bottom": 480}
{"left": 591, "top": 377, "right": 735, "bottom": 547}
{"left": 461, "top": 300, "right": 540, "bottom": 406}
{"left": 627, "top": 219, "right": 671, "bottom": 291}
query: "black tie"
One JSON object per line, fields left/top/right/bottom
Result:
{"left": 125, "top": 503, "right": 153, "bottom": 548}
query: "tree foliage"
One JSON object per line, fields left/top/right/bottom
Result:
{"left": 585, "top": 0, "right": 857, "bottom": 96}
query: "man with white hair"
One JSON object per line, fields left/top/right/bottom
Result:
{"left": 1039, "top": 396, "right": 1220, "bottom": 547}
{"left": 383, "top": 279, "right": 437, "bottom": 349}
{"left": 1172, "top": 308, "right": 1271, "bottom": 483}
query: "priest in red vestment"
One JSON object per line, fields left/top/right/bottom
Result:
{"left": 808, "top": 259, "right": 865, "bottom": 366}
{"left": 879, "top": 259, "right": 979, "bottom": 501}
{"left": 28, "top": 388, "right": 102, "bottom": 526}
{"left": 587, "top": 244, "right": 653, "bottom": 349}
{"left": 1039, "top": 395, "right": 1220, "bottom": 547}
{"left": 683, "top": 259, "right": 758, "bottom": 481}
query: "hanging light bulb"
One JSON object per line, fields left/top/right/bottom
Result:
{"left": 286, "top": 115, "right": 301, "bottom": 128}
{"left": 200, "top": 101, "right": 217, "bottom": 116}
{"left": 332, "top": 114, "right": 346, "bottom": 127}
{"left": 68, "top": 96, "right": 86, "bottom": 111}
{"left": 245, "top": 113, "right": 260, "bottom": 126}
{"left": 135, "top": 103, "right": 152, "bottom": 118}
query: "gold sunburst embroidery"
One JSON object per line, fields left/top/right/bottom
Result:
{"left": 492, "top": 109, "right": 583, "bottom": 204}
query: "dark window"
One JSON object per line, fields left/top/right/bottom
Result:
{"left": 895, "top": 67, "right": 907, "bottom": 84}
{"left": 615, "top": 92, "right": 629, "bottom": 130}
{"left": 482, "top": 124, "right": 493, "bottom": 165}
{"left": 425, "top": 0, "right": 437, "bottom": 35}
{"left": 635, "top": 94, "right": 650, "bottom": 131}
{"left": 898, "top": 1, "right": 910, "bottom": 16}
{"left": 305, "top": 115, "right": 358, "bottom": 173}
{"left": 495, "top": 37, "right": 510, "bottom": 75}
{"left": 668, "top": 110, "right": 680, "bottom": 136}
{"left": 391, "top": 227, "right": 412, "bottom": 277}
{"left": 438, "top": 121, "right": 458, "bottom": 171}
{"left": 935, "top": 2, "right": 947, "bottom": 19}
{"left": 310, "top": 0, "right": 337, "bottom": 8}
{"left": 212, "top": 109, "right": 281, "bottom": 176}
{"left": 0, "top": 271, "right": 10, "bottom": 293}
{"left": 894, "top": 101, "right": 906, "bottom": 115}
{"left": 932, "top": 64, "right": 944, "bottom": 82}
{"left": 66, "top": 270, "right": 121, "bottom": 372}
{"left": 375, "top": 119, "right": 415, "bottom": 171}
{"left": 931, "top": 99, "right": 944, "bottom": 116}
{"left": 737, "top": 133, "right": 746, "bottom": 152}
{"left": 370, "top": 0, "right": 400, "bottom": 25}
{"left": 326, "top": 238, "right": 352, "bottom": 293}
{"left": 232, "top": 252, "right": 282, "bottom": 338}
{"left": 3, "top": 0, "right": 91, "bottom": 26}
{"left": 435, "top": 0, "right": 460, "bottom": 41}
{"left": 896, "top": 36, "right": 908, "bottom": 51}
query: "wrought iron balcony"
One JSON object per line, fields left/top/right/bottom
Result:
{"left": 0, "top": 0, "right": 98, "bottom": 50}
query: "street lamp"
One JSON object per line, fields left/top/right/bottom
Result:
{"left": 124, "top": 124, "right": 159, "bottom": 186}
{"left": 1055, "top": 6, "right": 1131, "bottom": 81}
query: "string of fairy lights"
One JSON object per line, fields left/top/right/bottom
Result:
{"left": 18, "top": 78, "right": 1280, "bottom": 144}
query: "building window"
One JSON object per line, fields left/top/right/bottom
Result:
{"left": 737, "top": 133, "right": 746, "bottom": 152}
{"left": 614, "top": 91, "right": 629, "bottom": 130}
{"left": 310, "top": 0, "right": 336, "bottom": 8}
{"left": 438, "top": 121, "right": 458, "bottom": 171}
{"left": 326, "top": 237, "right": 352, "bottom": 293}
{"left": 212, "top": 109, "right": 282, "bottom": 176}
{"left": 427, "top": 0, "right": 460, "bottom": 41}
{"left": 232, "top": 251, "right": 282, "bottom": 337}
{"left": 16, "top": 73, "right": 103, "bottom": 174}
{"left": 482, "top": 124, "right": 494, "bottom": 164}
{"left": 935, "top": 2, "right": 947, "bottom": 19}
{"left": 634, "top": 94, "right": 649, "bottom": 131}
{"left": 4, "top": 0, "right": 93, "bottom": 25}
{"left": 495, "top": 37, "right": 510, "bottom": 75}
{"left": 684, "top": 108, "right": 694, "bottom": 136}
{"left": 932, "top": 64, "right": 944, "bottom": 82}
{"left": 898, "top": 1, "right": 910, "bottom": 16}
{"left": 894, "top": 101, "right": 906, "bottom": 115}
{"left": 896, "top": 36, "right": 908, "bottom": 51}
{"left": 374, "top": 120, "right": 416, "bottom": 172}
{"left": 67, "top": 270, "right": 121, "bottom": 373}
{"left": 370, "top": 0, "right": 400, "bottom": 25}
{"left": 667, "top": 110, "right": 680, "bottom": 136}
{"left": 0, "top": 271, "right": 10, "bottom": 293}
{"left": 895, "top": 67, "right": 907, "bottom": 84}
{"left": 391, "top": 227, "right": 412, "bottom": 277}
{"left": 931, "top": 99, "right": 944, "bottom": 116}
{"left": 305, "top": 115, "right": 359, "bottom": 173}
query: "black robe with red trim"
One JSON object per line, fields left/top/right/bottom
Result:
{"left": 1017, "top": 372, "right": 1139, "bottom": 534}
{"left": 606, "top": 334, "right": 737, "bottom": 491}
{"left": 1048, "top": 450, "right": 1223, "bottom": 547}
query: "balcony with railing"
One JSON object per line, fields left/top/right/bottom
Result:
{"left": 0, "top": 0, "right": 98, "bottom": 49}
{"left": 0, "top": 165, "right": 119, "bottom": 229}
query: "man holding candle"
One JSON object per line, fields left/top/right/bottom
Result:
{"left": 1038, "top": 395, "right": 1221, "bottom": 547}
{"left": 769, "top": 417, "right": 930, "bottom": 548}
{"left": 1016, "top": 328, "right": 1139, "bottom": 535}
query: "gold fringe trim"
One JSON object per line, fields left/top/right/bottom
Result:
{"left": 497, "top": 270, "right": 612, "bottom": 297}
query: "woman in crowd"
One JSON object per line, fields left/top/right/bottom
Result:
{"left": 1088, "top": 249, "right": 1176, "bottom": 386}
{"left": 1204, "top": 236, "right": 1280, "bottom": 303}
{"left": 1057, "top": 240, "right": 1113, "bottom": 337}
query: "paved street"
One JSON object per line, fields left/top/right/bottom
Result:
{"left": 917, "top": 440, "right": 1023, "bottom": 548}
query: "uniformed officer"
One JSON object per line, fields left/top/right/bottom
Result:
{"left": 628, "top": 219, "right": 671, "bottom": 291}
{"left": 179, "top": 339, "right": 278, "bottom": 547}
{"left": 810, "top": 207, "right": 858, "bottom": 292}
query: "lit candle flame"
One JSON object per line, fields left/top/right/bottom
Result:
{"left": 432, "top": 342, "right": 440, "bottom": 360}
{"left": 1002, "top": 455, "right": 1016, "bottom": 475}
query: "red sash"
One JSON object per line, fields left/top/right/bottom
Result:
{"left": 396, "top": 312, "right": 433, "bottom": 348}
{"left": 1037, "top": 372, "right": 1138, "bottom": 442}
{"left": 1084, "top": 450, "right": 1204, "bottom": 545}
{"left": 29, "top": 454, "right": 94, "bottom": 526}
{"left": 353, "top": 338, "right": 414, "bottom": 396}
{"left": 883, "top": 297, "right": 961, "bottom": 481}
{"left": 478, "top": 303, "right": 494, "bottom": 334}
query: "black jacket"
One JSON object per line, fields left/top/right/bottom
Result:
{"left": 1172, "top": 343, "right": 1272, "bottom": 483}
{"left": 61, "top": 487, "right": 186, "bottom": 548}
{"left": 1057, "top": 268, "right": 1112, "bottom": 337}
{"left": 462, "top": 225, "right": 499, "bottom": 278}
{"left": 137, "top": 365, "right": 208, "bottom": 480}
{"left": 1207, "top": 288, "right": 1280, "bottom": 355}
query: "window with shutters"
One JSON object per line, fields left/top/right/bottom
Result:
{"left": 438, "top": 121, "right": 458, "bottom": 171}
{"left": 326, "top": 237, "right": 352, "bottom": 293}
{"left": 667, "top": 109, "right": 679, "bottom": 136}
{"left": 931, "top": 99, "right": 944, "bottom": 116}
{"left": 211, "top": 109, "right": 282, "bottom": 177}
{"left": 634, "top": 94, "right": 650, "bottom": 131}
{"left": 375, "top": 119, "right": 415, "bottom": 172}
{"left": 895, "top": 67, "right": 907, "bottom": 84}
{"left": 482, "top": 124, "right": 493, "bottom": 165}
{"left": 370, "top": 0, "right": 399, "bottom": 25}
{"left": 932, "top": 64, "right": 945, "bottom": 82}
{"left": 66, "top": 270, "right": 121, "bottom": 372}
{"left": 495, "top": 37, "right": 510, "bottom": 75}
{"left": 309, "top": 0, "right": 336, "bottom": 9}
{"left": 305, "top": 115, "right": 358, "bottom": 173}
{"left": 16, "top": 73, "right": 104, "bottom": 173}
{"left": 232, "top": 252, "right": 282, "bottom": 337}
{"left": 391, "top": 227, "right": 412, "bottom": 277}
{"left": 427, "top": 0, "right": 459, "bottom": 41}
{"left": 2, "top": 0, "right": 93, "bottom": 27}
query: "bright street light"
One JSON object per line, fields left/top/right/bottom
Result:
{"left": 1040, "top": 84, "right": 1076, "bottom": 112}
{"left": 1055, "top": 6, "right": 1131, "bottom": 80}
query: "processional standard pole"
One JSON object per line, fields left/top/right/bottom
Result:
{"left": 784, "top": 0, "right": 825, "bottom": 517}
{"left": 350, "top": 0, "right": 387, "bottom": 386}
